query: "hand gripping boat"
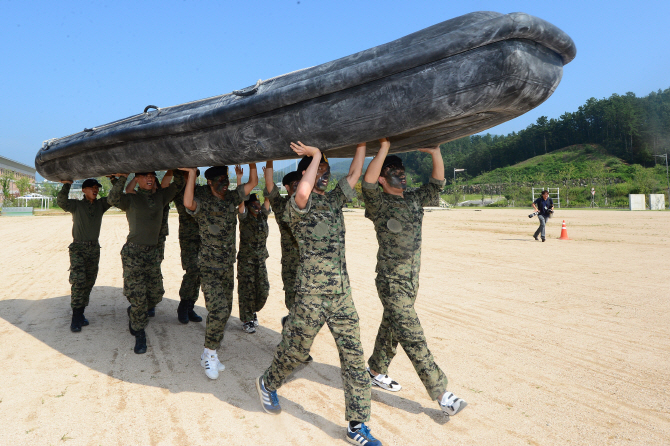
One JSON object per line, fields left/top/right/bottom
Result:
{"left": 36, "top": 11, "right": 576, "bottom": 181}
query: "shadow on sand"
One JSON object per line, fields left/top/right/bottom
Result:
{"left": 0, "top": 287, "right": 448, "bottom": 437}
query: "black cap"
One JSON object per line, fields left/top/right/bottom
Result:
{"left": 82, "top": 178, "right": 102, "bottom": 188}
{"left": 297, "top": 153, "right": 329, "bottom": 173}
{"left": 205, "top": 166, "right": 229, "bottom": 180}
{"left": 381, "top": 155, "right": 404, "bottom": 170}
{"left": 245, "top": 193, "right": 259, "bottom": 206}
{"left": 135, "top": 171, "right": 156, "bottom": 177}
{"left": 282, "top": 171, "right": 302, "bottom": 186}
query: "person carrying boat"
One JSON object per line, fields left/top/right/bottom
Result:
{"left": 261, "top": 161, "right": 301, "bottom": 320}
{"left": 58, "top": 177, "right": 116, "bottom": 333}
{"left": 360, "top": 139, "right": 467, "bottom": 418}
{"left": 170, "top": 169, "right": 204, "bottom": 324}
{"left": 181, "top": 164, "right": 258, "bottom": 380}
{"left": 235, "top": 188, "right": 270, "bottom": 334}
{"left": 107, "top": 171, "right": 185, "bottom": 354}
{"left": 255, "top": 142, "right": 384, "bottom": 446}
{"left": 123, "top": 172, "right": 172, "bottom": 318}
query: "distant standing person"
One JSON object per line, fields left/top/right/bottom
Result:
{"left": 236, "top": 189, "right": 270, "bottom": 334}
{"left": 108, "top": 171, "right": 184, "bottom": 354}
{"left": 532, "top": 190, "right": 554, "bottom": 242}
{"left": 255, "top": 142, "right": 384, "bottom": 446}
{"left": 361, "top": 139, "right": 467, "bottom": 418}
{"left": 262, "top": 161, "right": 301, "bottom": 319}
{"left": 181, "top": 164, "right": 258, "bottom": 380}
{"left": 58, "top": 177, "right": 115, "bottom": 333}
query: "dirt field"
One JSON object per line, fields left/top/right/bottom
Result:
{"left": 0, "top": 208, "right": 668, "bottom": 445}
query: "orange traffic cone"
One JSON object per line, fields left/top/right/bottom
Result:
{"left": 559, "top": 220, "right": 570, "bottom": 240}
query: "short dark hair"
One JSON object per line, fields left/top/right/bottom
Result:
{"left": 135, "top": 171, "right": 156, "bottom": 177}
{"left": 542, "top": 190, "right": 549, "bottom": 195}
{"left": 282, "top": 171, "right": 302, "bottom": 186}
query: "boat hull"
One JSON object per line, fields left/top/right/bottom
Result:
{"left": 36, "top": 12, "right": 575, "bottom": 180}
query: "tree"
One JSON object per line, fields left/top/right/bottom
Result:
{"left": 15, "top": 176, "right": 32, "bottom": 197}
{"left": 0, "top": 170, "right": 14, "bottom": 205}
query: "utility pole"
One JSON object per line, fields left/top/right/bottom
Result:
{"left": 653, "top": 153, "right": 669, "bottom": 200}
{"left": 454, "top": 168, "right": 465, "bottom": 183}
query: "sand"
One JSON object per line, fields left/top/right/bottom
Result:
{"left": 0, "top": 208, "right": 668, "bottom": 445}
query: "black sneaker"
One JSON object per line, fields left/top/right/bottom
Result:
{"left": 134, "top": 330, "right": 147, "bottom": 354}
{"left": 177, "top": 301, "right": 189, "bottom": 324}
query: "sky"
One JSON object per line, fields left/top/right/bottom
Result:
{"left": 2, "top": 0, "right": 669, "bottom": 178}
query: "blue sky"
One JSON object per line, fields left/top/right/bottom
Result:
{"left": 2, "top": 0, "right": 669, "bottom": 177}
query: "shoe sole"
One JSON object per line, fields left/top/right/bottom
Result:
{"left": 255, "top": 377, "right": 281, "bottom": 415}
{"left": 372, "top": 380, "right": 401, "bottom": 392}
{"left": 442, "top": 400, "right": 468, "bottom": 416}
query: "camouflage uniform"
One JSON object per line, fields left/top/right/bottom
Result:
{"left": 361, "top": 177, "right": 448, "bottom": 400}
{"left": 173, "top": 174, "right": 201, "bottom": 303}
{"left": 57, "top": 182, "right": 113, "bottom": 308}
{"left": 264, "top": 186, "right": 300, "bottom": 311}
{"left": 108, "top": 177, "right": 181, "bottom": 331}
{"left": 262, "top": 178, "right": 371, "bottom": 422}
{"left": 156, "top": 201, "right": 170, "bottom": 262}
{"left": 186, "top": 184, "right": 247, "bottom": 349}
{"left": 237, "top": 207, "right": 270, "bottom": 323}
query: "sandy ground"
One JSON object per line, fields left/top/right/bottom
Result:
{"left": 0, "top": 208, "right": 669, "bottom": 446}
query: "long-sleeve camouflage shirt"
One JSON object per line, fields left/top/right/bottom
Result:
{"left": 107, "top": 177, "right": 181, "bottom": 246}
{"left": 284, "top": 177, "right": 355, "bottom": 295}
{"left": 57, "top": 182, "right": 113, "bottom": 242}
{"left": 186, "top": 185, "right": 248, "bottom": 268}
{"left": 237, "top": 207, "right": 269, "bottom": 262}
{"left": 171, "top": 174, "right": 199, "bottom": 241}
{"left": 361, "top": 177, "right": 445, "bottom": 280}
{"left": 264, "top": 186, "right": 299, "bottom": 266}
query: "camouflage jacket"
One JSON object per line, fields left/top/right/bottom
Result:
{"left": 361, "top": 177, "right": 445, "bottom": 280}
{"left": 237, "top": 207, "right": 269, "bottom": 262}
{"left": 186, "top": 185, "right": 248, "bottom": 268}
{"left": 172, "top": 174, "right": 199, "bottom": 241}
{"left": 284, "top": 177, "right": 355, "bottom": 295}
{"left": 108, "top": 177, "right": 181, "bottom": 246}
{"left": 264, "top": 186, "right": 299, "bottom": 265}
{"left": 57, "top": 182, "right": 112, "bottom": 242}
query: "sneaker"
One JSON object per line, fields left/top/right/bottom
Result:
{"left": 346, "top": 423, "right": 382, "bottom": 446}
{"left": 200, "top": 353, "right": 225, "bottom": 379}
{"left": 368, "top": 368, "right": 402, "bottom": 392}
{"left": 253, "top": 313, "right": 259, "bottom": 327}
{"left": 542, "top": 238, "right": 546, "bottom": 242}
{"left": 242, "top": 321, "right": 256, "bottom": 333}
{"left": 438, "top": 391, "right": 467, "bottom": 416}
{"left": 533, "top": 235, "right": 539, "bottom": 240}
{"left": 255, "top": 376, "right": 281, "bottom": 414}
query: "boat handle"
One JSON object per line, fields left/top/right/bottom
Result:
{"left": 232, "top": 80, "right": 262, "bottom": 97}
{"left": 144, "top": 105, "right": 159, "bottom": 113}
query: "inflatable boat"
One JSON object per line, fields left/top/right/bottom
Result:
{"left": 36, "top": 11, "right": 576, "bottom": 181}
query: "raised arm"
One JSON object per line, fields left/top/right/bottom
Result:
{"left": 57, "top": 181, "right": 74, "bottom": 212}
{"left": 363, "top": 138, "right": 391, "bottom": 183}
{"left": 346, "top": 143, "right": 367, "bottom": 189}
{"left": 417, "top": 146, "right": 445, "bottom": 181}
{"left": 291, "top": 141, "right": 321, "bottom": 210}
{"left": 125, "top": 176, "right": 138, "bottom": 194}
{"left": 264, "top": 160, "right": 274, "bottom": 194}
{"left": 108, "top": 174, "right": 129, "bottom": 209}
{"left": 179, "top": 168, "right": 198, "bottom": 211}
{"left": 263, "top": 196, "right": 271, "bottom": 211}
{"left": 242, "top": 163, "right": 258, "bottom": 197}
{"left": 161, "top": 170, "right": 174, "bottom": 189}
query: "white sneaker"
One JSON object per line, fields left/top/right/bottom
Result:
{"left": 367, "top": 367, "right": 402, "bottom": 392}
{"left": 200, "top": 353, "right": 225, "bottom": 379}
{"left": 242, "top": 321, "right": 256, "bottom": 333}
{"left": 439, "top": 391, "right": 467, "bottom": 416}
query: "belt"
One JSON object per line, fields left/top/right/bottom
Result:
{"left": 73, "top": 240, "right": 99, "bottom": 246}
{"left": 126, "top": 242, "right": 156, "bottom": 251}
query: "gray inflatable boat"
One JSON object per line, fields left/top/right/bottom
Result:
{"left": 36, "top": 11, "right": 576, "bottom": 181}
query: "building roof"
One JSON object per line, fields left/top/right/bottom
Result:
{"left": 0, "top": 155, "right": 36, "bottom": 177}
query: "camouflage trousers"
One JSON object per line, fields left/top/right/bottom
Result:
{"left": 263, "top": 289, "right": 371, "bottom": 422}
{"left": 368, "top": 276, "right": 448, "bottom": 400}
{"left": 200, "top": 266, "right": 235, "bottom": 350}
{"left": 121, "top": 243, "right": 164, "bottom": 331}
{"left": 68, "top": 242, "right": 100, "bottom": 308}
{"left": 237, "top": 259, "right": 269, "bottom": 323}
{"left": 179, "top": 238, "right": 201, "bottom": 303}
{"left": 280, "top": 258, "right": 298, "bottom": 312}
{"left": 157, "top": 237, "right": 166, "bottom": 262}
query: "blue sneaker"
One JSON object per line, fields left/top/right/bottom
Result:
{"left": 346, "top": 423, "right": 382, "bottom": 446}
{"left": 256, "top": 376, "right": 281, "bottom": 415}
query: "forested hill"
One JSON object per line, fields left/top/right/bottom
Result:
{"left": 399, "top": 87, "right": 670, "bottom": 183}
